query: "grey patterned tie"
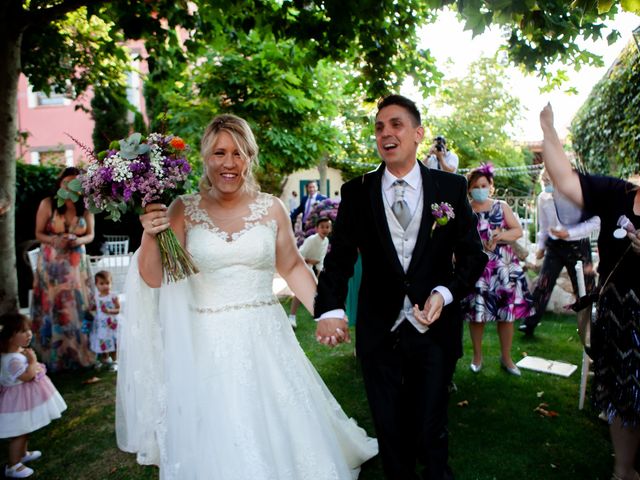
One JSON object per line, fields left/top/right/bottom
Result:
{"left": 392, "top": 180, "right": 411, "bottom": 230}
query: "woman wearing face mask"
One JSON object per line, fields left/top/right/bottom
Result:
{"left": 461, "top": 163, "right": 535, "bottom": 376}
{"left": 519, "top": 168, "right": 600, "bottom": 336}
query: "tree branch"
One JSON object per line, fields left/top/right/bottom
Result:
{"left": 24, "top": 0, "right": 112, "bottom": 28}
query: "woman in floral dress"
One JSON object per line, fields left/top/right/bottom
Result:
{"left": 31, "top": 167, "right": 96, "bottom": 372}
{"left": 461, "top": 163, "right": 535, "bottom": 376}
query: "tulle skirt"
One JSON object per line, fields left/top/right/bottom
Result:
{"left": 0, "top": 368, "right": 67, "bottom": 438}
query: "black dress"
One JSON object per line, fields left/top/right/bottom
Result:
{"left": 580, "top": 173, "right": 640, "bottom": 426}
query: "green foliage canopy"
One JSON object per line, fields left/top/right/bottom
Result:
{"left": 424, "top": 56, "right": 533, "bottom": 195}
{"left": 570, "top": 42, "right": 640, "bottom": 177}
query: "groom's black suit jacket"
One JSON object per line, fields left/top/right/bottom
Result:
{"left": 315, "top": 162, "right": 487, "bottom": 359}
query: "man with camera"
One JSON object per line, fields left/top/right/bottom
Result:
{"left": 424, "top": 135, "right": 459, "bottom": 173}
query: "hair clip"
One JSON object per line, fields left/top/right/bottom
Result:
{"left": 474, "top": 162, "right": 495, "bottom": 178}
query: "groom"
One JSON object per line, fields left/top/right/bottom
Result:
{"left": 315, "top": 95, "right": 487, "bottom": 480}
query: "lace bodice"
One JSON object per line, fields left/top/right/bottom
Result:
{"left": 181, "top": 193, "right": 277, "bottom": 310}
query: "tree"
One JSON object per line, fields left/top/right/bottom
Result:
{"left": 571, "top": 41, "right": 640, "bottom": 177}
{"left": 1, "top": 0, "right": 638, "bottom": 314}
{"left": 91, "top": 82, "right": 130, "bottom": 153}
{"left": 424, "top": 55, "right": 532, "bottom": 195}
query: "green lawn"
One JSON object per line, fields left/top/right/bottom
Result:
{"left": 1, "top": 305, "right": 613, "bottom": 479}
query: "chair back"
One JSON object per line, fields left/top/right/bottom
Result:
{"left": 103, "top": 235, "right": 130, "bottom": 255}
{"left": 27, "top": 248, "right": 40, "bottom": 272}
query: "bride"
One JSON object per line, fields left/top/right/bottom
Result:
{"left": 115, "top": 114, "right": 377, "bottom": 479}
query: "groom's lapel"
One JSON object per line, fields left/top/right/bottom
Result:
{"left": 407, "top": 163, "right": 436, "bottom": 276}
{"left": 368, "top": 164, "right": 405, "bottom": 276}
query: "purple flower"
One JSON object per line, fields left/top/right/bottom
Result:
{"left": 431, "top": 202, "right": 455, "bottom": 235}
{"left": 71, "top": 132, "right": 192, "bottom": 222}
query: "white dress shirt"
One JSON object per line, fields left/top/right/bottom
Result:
{"left": 425, "top": 151, "right": 459, "bottom": 172}
{"left": 536, "top": 191, "right": 600, "bottom": 250}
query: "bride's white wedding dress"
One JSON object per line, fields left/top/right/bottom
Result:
{"left": 116, "top": 192, "right": 377, "bottom": 480}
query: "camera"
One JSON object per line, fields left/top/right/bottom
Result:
{"left": 435, "top": 144, "right": 445, "bottom": 152}
{"left": 434, "top": 136, "right": 446, "bottom": 152}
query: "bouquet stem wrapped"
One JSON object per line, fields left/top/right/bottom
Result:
{"left": 157, "top": 229, "right": 199, "bottom": 282}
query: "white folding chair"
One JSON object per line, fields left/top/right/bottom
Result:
{"left": 575, "top": 260, "right": 592, "bottom": 410}
{"left": 27, "top": 248, "right": 40, "bottom": 272}
{"left": 103, "top": 235, "right": 130, "bottom": 255}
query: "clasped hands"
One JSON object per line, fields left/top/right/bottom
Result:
{"left": 315, "top": 318, "right": 350, "bottom": 347}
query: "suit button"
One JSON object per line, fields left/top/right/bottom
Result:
{"left": 404, "top": 280, "right": 410, "bottom": 287}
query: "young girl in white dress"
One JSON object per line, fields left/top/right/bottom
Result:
{"left": 90, "top": 270, "right": 119, "bottom": 371}
{"left": 0, "top": 312, "right": 67, "bottom": 478}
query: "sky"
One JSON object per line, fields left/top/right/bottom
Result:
{"left": 404, "top": 9, "right": 640, "bottom": 141}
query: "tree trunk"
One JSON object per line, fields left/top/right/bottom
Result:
{"left": 0, "top": 8, "right": 24, "bottom": 315}
{"left": 318, "top": 153, "right": 328, "bottom": 197}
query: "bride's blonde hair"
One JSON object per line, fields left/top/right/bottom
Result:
{"left": 199, "top": 114, "right": 260, "bottom": 195}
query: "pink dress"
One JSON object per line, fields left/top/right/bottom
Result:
{"left": 0, "top": 352, "right": 67, "bottom": 438}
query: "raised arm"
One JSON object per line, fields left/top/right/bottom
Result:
{"left": 540, "top": 103, "right": 583, "bottom": 208}
{"left": 274, "top": 197, "right": 317, "bottom": 314}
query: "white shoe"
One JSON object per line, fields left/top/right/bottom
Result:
{"left": 288, "top": 314, "right": 297, "bottom": 328}
{"left": 5, "top": 463, "right": 34, "bottom": 478}
{"left": 469, "top": 362, "right": 482, "bottom": 373}
{"left": 20, "top": 451, "right": 41, "bottom": 463}
{"left": 500, "top": 358, "right": 521, "bottom": 376}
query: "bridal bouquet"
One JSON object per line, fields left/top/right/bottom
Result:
{"left": 63, "top": 132, "right": 198, "bottom": 282}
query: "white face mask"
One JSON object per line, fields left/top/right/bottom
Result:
{"left": 470, "top": 188, "right": 490, "bottom": 202}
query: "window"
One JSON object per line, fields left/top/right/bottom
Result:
{"left": 30, "top": 148, "right": 74, "bottom": 166}
{"left": 27, "top": 84, "right": 71, "bottom": 108}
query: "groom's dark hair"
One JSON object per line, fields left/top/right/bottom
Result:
{"left": 377, "top": 94, "right": 421, "bottom": 126}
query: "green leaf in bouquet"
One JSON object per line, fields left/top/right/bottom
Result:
{"left": 86, "top": 197, "right": 101, "bottom": 214}
{"left": 108, "top": 140, "right": 120, "bottom": 150}
{"left": 117, "top": 201, "right": 128, "bottom": 213}
{"left": 106, "top": 206, "right": 122, "bottom": 222}
{"left": 119, "top": 132, "right": 150, "bottom": 160}
{"left": 67, "top": 178, "right": 83, "bottom": 194}
{"left": 56, "top": 187, "right": 79, "bottom": 206}
{"left": 97, "top": 151, "right": 108, "bottom": 161}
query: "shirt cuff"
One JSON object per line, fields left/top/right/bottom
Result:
{"left": 433, "top": 286, "right": 453, "bottom": 306}
{"left": 316, "top": 309, "right": 345, "bottom": 322}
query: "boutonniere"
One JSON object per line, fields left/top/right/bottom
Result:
{"left": 431, "top": 202, "right": 455, "bottom": 236}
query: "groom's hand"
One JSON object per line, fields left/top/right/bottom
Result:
{"left": 413, "top": 292, "right": 444, "bottom": 326}
{"left": 316, "top": 318, "right": 350, "bottom": 347}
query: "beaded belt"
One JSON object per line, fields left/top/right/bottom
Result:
{"left": 190, "top": 297, "right": 279, "bottom": 314}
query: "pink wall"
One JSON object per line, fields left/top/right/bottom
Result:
{"left": 15, "top": 74, "right": 95, "bottom": 164}
{"left": 15, "top": 40, "right": 148, "bottom": 165}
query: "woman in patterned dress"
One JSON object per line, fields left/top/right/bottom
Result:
{"left": 541, "top": 103, "right": 640, "bottom": 480}
{"left": 461, "top": 163, "right": 535, "bottom": 376}
{"left": 31, "top": 167, "right": 96, "bottom": 372}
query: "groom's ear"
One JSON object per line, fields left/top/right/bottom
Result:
{"left": 415, "top": 125, "right": 425, "bottom": 145}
